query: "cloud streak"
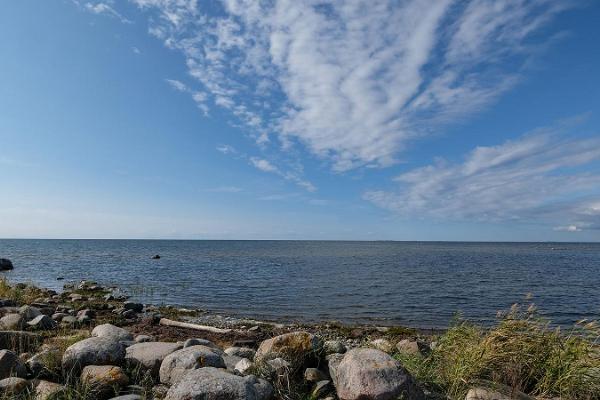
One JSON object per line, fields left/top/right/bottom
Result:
{"left": 364, "top": 120, "right": 600, "bottom": 231}
{"left": 123, "top": 0, "right": 570, "bottom": 171}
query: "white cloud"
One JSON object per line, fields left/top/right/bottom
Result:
{"left": 125, "top": 0, "right": 571, "bottom": 171}
{"left": 250, "top": 157, "right": 278, "bottom": 173}
{"left": 165, "top": 78, "right": 188, "bottom": 92}
{"left": 216, "top": 144, "right": 237, "bottom": 155}
{"left": 83, "top": 2, "right": 132, "bottom": 23}
{"left": 132, "top": 46, "right": 141, "bottom": 54}
{"left": 553, "top": 225, "right": 581, "bottom": 232}
{"left": 364, "top": 120, "right": 600, "bottom": 231}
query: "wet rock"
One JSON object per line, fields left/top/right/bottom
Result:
{"left": 255, "top": 331, "right": 322, "bottom": 366}
{"left": 62, "top": 337, "right": 126, "bottom": 372}
{"left": 330, "top": 348, "right": 424, "bottom": 400}
{"left": 164, "top": 367, "right": 272, "bottom": 400}
{"left": 27, "top": 314, "right": 58, "bottom": 330}
{"left": 304, "top": 367, "right": 328, "bottom": 382}
{"left": 125, "top": 342, "right": 182, "bottom": 378}
{"left": 92, "top": 324, "right": 133, "bottom": 342}
{"left": 0, "top": 259, "right": 13, "bottom": 271}
{"left": 81, "top": 365, "right": 129, "bottom": 397}
{"left": 159, "top": 345, "right": 226, "bottom": 385}
{"left": 0, "top": 349, "right": 27, "bottom": 379}
{"left": 0, "top": 377, "right": 28, "bottom": 395}
{"left": 324, "top": 340, "right": 347, "bottom": 354}
{"left": 0, "top": 313, "right": 25, "bottom": 330}
{"left": 370, "top": 338, "right": 394, "bottom": 353}
{"left": 395, "top": 339, "right": 422, "bottom": 356}
{"left": 32, "top": 379, "right": 66, "bottom": 400}
{"left": 225, "top": 346, "right": 256, "bottom": 359}
{"left": 123, "top": 302, "right": 143, "bottom": 313}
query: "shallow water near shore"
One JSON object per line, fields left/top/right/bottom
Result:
{"left": 1, "top": 239, "right": 599, "bottom": 328}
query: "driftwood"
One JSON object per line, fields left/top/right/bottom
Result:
{"left": 159, "top": 318, "right": 232, "bottom": 334}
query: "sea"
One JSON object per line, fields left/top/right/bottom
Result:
{"left": 0, "top": 239, "right": 598, "bottom": 329}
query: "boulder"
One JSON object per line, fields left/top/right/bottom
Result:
{"left": 235, "top": 358, "right": 253, "bottom": 375}
{"left": 62, "top": 337, "right": 126, "bottom": 372}
{"left": 27, "top": 348, "right": 61, "bottom": 378}
{"left": 304, "top": 367, "right": 328, "bottom": 382}
{"left": 123, "top": 302, "right": 143, "bottom": 313}
{"left": 159, "top": 345, "right": 226, "bottom": 385}
{"left": 134, "top": 335, "right": 154, "bottom": 343}
{"left": 164, "top": 367, "right": 272, "bottom": 400}
{"left": 330, "top": 348, "right": 424, "bottom": 400}
{"left": 324, "top": 340, "right": 347, "bottom": 354}
{"left": 0, "top": 377, "right": 28, "bottom": 395}
{"left": 81, "top": 365, "right": 129, "bottom": 397}
{"left": 370, "top": 338, "right": 394, "bottom": 353}
{"left": 395, "top": 339, "right": 422, "bottom": 356}
{"left": 183, "top": 338, "right": 221, "bottom": 351}
{"left": 0, "top": 259, "right": 13, "bottom": 271}
{"left": 27, "top": 314, "right": 58, "bottom": 330}
{"left": 0, "top": 349, "right": 27, "bottom": 379}
{"left": 255, "top": 331, "right": 322, "bottom": 366}
{"left": 32, "top": 379, "right": 66, "bottom": 400}
{"left": 125, "top": 342, "right": 182, "bottom": 378}
{"left": 92, "top": 324, "right": 133, "bottom": 342}
{"left": 225, "top": 346, "right": 256, "bottom": 359}
{"left": 465, "top": 382, "right": 534, "bottom": 400}
{"left": 0, "top": 313, "right": 25, "bottom": 330}
{"left": 19, "top": 305, "right": 42, "bottom": 321}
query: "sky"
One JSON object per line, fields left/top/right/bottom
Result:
{"left": 1, "top": 0, "right": 599, "bottom": 241}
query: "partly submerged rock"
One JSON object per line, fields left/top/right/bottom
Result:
{"left": 0, "top": 259, "right": 13, "bottom": 271}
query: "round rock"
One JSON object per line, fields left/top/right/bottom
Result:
{"left": 159, "top": 345, "right": 226, "bottom": 385}
{"left": 330, "top": 348, "right": 424, "bottom": 400}
{"left": 125, "top": 342, "right": 183, "bottom": 378}
{"left": 92, "top": 324, "right": 133, "bottom": 342}
{"left": 62, "top": 337, "right": 126, "bottom": 372}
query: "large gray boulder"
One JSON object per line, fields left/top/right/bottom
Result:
{"left": 0, "top": 313, "right": 25, "bottom": 330}
{"left": 27, "top": 314, "right": 58, "bottom": 330}
{"left": 330, "top": 348, "right": 424, "bottom": 400}
{"left": 0, "top": 350, "right": 26, "bottom": 379}
{"left": 92, "top": 324, "right": 133, "bottom": 342}
{"left": 62, "top": 337, "right": 126, "bottom": 372}
{"left": 255, "top": 331, "right": 322, "bottom": 366}
{"left": 19, "top": 305, "right": 42, "bottom": 321}
{"left": 125, "top": 342, "right": 183, "bottom": 378}
{"left": 159, "top": 345, "right": 226, "bottom": 385}
{"left": 165, "top": 367, "right": 273, "bottom": 400}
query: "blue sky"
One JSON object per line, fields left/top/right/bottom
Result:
{"left": 1, "top": 0, "right": 599, "bottom": 241}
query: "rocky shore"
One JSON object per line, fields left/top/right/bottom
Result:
{"left": 0, "top": 273, "right": 597, "bottom": 400}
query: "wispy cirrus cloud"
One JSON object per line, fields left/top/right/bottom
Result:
{"left": 76, "top": 1, "right": 132, "bottom": 24}
{"left": 364, "top": 119, "right": 600, "bottom": 231}
{"left": 119, "top": 0, "right": 572, "bottom": 171}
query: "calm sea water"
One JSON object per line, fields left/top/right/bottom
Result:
{"left": 0, "top": 240, "right": 598, "bottom": 328}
